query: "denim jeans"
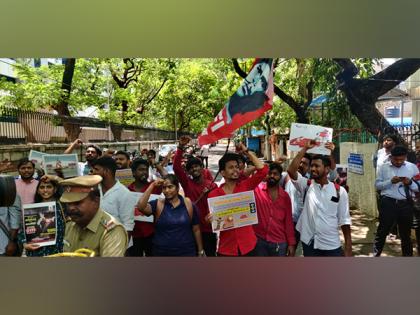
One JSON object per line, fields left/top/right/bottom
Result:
{"left": 254, "top": 237, "right": 288, "bottom": 256}
{"left": 302, "top": 241, "right": 342, "bottom": 257}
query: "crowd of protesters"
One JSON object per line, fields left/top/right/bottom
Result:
{"left": 0, "top": 132, "right": 419, "bottom": 257}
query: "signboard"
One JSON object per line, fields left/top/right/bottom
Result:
{"left": 288, "top": 123, "right": 333, "bottom": 155}
{"left": 116, "top": 169, "right": 133, "bottom": 187}
{"left": 23, "top": 201, "right": 57, "bottom": 247}
{"left": 207, "top": 190, "right": 258, "bottom": 232}
{"left": 126, "top": 192, "right": 161, "bottom": 223}
{"left": 42, "top": 154, "right": 79, "bottom": 178}
{"left": 348, "top": 153, "right": 364, "bottom": 175}
{"left": 28, "top": 150, "right": 46, "bottom": 169}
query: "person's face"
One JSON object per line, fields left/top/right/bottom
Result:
{"left": 85, "top": 147, "right": 99, "bottom": 162}
{"left": 18, "top": 162, "right": 35, "bottom": 180}
{"left": 391, "top": 155, "right": 406, "bottom": 168}
{"left": 37, "top": 182, "right": 56, "bottom": 201}
{"left": 133, "top": 164, "right": 149, "bottom": 182}
{"left": 267, "top": 169, "right": 281, "bottom": 187}
{"left": 383, "top": 138, "right": 395, "bottom": 149}
{"left": 162, "top": 179, "right": 179, "bottom": 200}
{"left": 298, "top": 157, "right": 310, "bottom": 175}
{"left": 147, "top": 153, "right": 156, "bottom": 163}
{"left": 310, "top": 159, "right": 329, "bottom": 180}
{"left": 92, "top": 165, "right": 109, "bottom": 179}
{"left": 188, "top": 163, "right": 202, "bottom": 179}
{"left": 221, "top": 160, "right": 240, "bottom": 180}
{"left": 115, "top": 154, "right": 129, "bottom": 169}
{"left": 66, "top": 195, "right": 99, "bottom": 227}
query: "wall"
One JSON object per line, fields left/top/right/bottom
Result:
{"left": 340, "top": 142, "right": 379, "bottom": 218}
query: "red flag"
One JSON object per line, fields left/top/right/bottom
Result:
{"left": 198, "top": 58, "right": 274, "bottom": 146}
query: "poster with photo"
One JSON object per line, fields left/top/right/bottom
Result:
{"left": 42, "top": 154, "right": 79, "bottom": 178}
{"left": 126, "top": 192, "right": 161, "bottom": 222}
{"left": 288, "top": 123, "right": 333, "bottom": 155}
{"left": 22, "top": 201, "right": 57, "bottom": 247}
{"left": 28, "top": 150, "right": 46, "bottom": 169}
{"left": 207, "top": 190, "right": 258, "bottom": 232}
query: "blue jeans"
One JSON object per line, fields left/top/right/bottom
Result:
{"left": 254, "top": 238, "right": 288, "bottom": 256}
{"left": 302, "top": 241, "right": 342, "bottom": 257}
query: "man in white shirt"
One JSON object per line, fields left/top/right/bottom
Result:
{"left": 91, "top": 156, "right": 135, "bottom": 238}
{"left": 373, "top": 134, "right": 397, "bottom": 171}
{"left": 374, "top": 145, "right": 419, "bottom": 256}
{"left": 289, "top": 141, "right": 352, "bottom": 257}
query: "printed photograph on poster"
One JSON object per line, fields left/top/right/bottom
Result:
{"left": 207, "top": 190, "right": 258, "bottom": 232}
{"left": 115, "top": 169, "right": 133, "bottom": 187}
{"left": 42, "top": 154, "right": 79, "bottom": 178}
{"left": 288, "top": 123, "right": 333, "bottom": 155}
{"left": 126, "top": 192, "right": 161, "bottom": 222}
{"left": 28, "top": 150, "right": 46, "bottom": 169}
{"left": 23, "top": 201, "right": 57, "bottom": 247}
{"left": 334, "top": 164, "right": 349, "bottom": 192}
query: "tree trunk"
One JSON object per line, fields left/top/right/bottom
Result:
{"left": 110, "top": 124, "right": 123, "bottom": 141}
{"left": 334, "top": 58, "right": 420, "bottom": 142}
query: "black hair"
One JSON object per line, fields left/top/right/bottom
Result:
{"left": 311, "top": 154, "right": 332, "bottom": 167}
{"left": 186, "top": 157, "right": 203, "bottom": 171}
{"left": 86, "top": 144, "right": 102, "bottom": 156}
{"left": 162, "top": 174, "right": 179, "bottom": 188}
{"left": 269, "top": 162, "right": 283, "bottom": 174}
{"left": 91, "top": 156, "right": 117, "bottom": 176}
{"left": 0, "top": 175, "right": 16, "bottom": 207}
{"left": 130, "top": 158, "right": 149, "bottom": 173}
{"left": 115, "top": 150, "right": 130, "bottom": 160}
{"left": 147, "top": 150, "right": 156, "bottom": 157}
{"left": 303, "top": 154, "right": 312, "bottom": 163}
{"left": 34, "top": 180, "right": 61, "bottom": 203}
{"left": 18, "top": 157, "right": 35, "bottom": 169}
{"left": 382, "top": 133, "right": 398, "bottom": 144}
{"left": 218, "top": 153, "right": 240, "bottom": 172}
{"left": 391, "top": 145, "right": 408, "bottom": 157}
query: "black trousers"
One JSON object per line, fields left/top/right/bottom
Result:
{"left": 128, "top": 235, "right": 154, "bottom": 257}
{"left": 201, "top": 232, "right": 217, "bottom": 257}
{"left": 373, "top": 197, "right": 413, "bottom": 257}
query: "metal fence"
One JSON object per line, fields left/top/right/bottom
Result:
{"left": 0, "top": 107, "right": 194, "bottom": 144}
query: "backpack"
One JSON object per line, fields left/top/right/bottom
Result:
{"left": 155, "top": 197, "right": 193, "bottom": 223}
{"left": 303, "top": 179, "right": 341, "bottom": 204}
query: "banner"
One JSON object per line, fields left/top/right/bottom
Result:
{"left": 288, "top": 123, "right": 333, "bottom": 155}
{"left": 42, "top": 154, "right": 79, "bottom": 178}
{"left": 126, "top": 192, "right": 161, "bottom": 222}
{"left": 207, "top": 190, "right": 258, "bottom": 232}
{"left": 116, "top": 169, "right": 133, "bottom": 187}
{"left": 28, "top": 150, "right": 46, "bottom": 169}
{"left": 198, "top": 58, "right": 274, "bottom": 146}
{"left": 23, "top": 201, "right": 57, "bottom": 247}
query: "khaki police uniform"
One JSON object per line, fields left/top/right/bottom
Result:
{"left": 59, "top": 175, "right": 128, "bottom": 257}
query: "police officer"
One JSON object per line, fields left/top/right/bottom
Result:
{"left": 59, "top": 175, "right": 128, "bottom": 257}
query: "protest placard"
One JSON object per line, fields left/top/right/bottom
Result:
{"left": 28, "top": 150, "right": 46, "bottom": 169}
{"left": 23, "top": 201, "right": 57, "bottom": 247}
{"left": 116, "top": 169, "right": 133, "bottom": 187}
{"left": 126, "top": 192, "right": 161, "bottom": 222}
{"left": 207, "top": 190, "right": 258, "bottom": 232}
{"left": 288, "top": 123, "right": 333, "bottom": 155}
{"left": 42, "top": 154, "right": 79, "bottom": 178}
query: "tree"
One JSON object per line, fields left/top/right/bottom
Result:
{"left": 334, "top": 58, "right": 420, "bottom": 141}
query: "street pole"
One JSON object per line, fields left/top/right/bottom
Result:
{"left": 174, "top": 107, "right": 178, "bottom": 141}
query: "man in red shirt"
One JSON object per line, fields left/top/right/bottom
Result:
{"left": 208, "top": 143, "right": 268, "bottom": 256}
{"left": 173, "top": 136, "right": 218, "bottom": 256}
{"left": 254, "top": 162, "right": 296, "bottom": 256}
{"left": 127, "top": 158, "right": 162, "bottom": 257}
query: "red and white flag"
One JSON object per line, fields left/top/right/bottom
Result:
{"left": 198, "top": 58, "right": 274, "bottom": 146}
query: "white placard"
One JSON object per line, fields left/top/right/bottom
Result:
{"left": 288, "top": 123, "right": 333, "bottom": 155}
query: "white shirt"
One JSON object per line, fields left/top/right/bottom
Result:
{"left": 295, "top": 180, "right": 351, "bottom": 250}
{"left": 374, "top": 148, "right": 391, "bottom": 173}
{"left": 285, "top": 172, "right": 308, "bottom": 223}
{"left": 375, "top": 161, "right": 419, "bottom": 200}
{"left": 99, "top": 181, "right": 135, "bottom": 232}
{"left": 200, "top": 145, "right": 210, "bottom": 157}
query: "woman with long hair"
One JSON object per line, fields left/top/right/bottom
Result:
{"left": 19, "top": 176, "right": 66, "bottom": 257}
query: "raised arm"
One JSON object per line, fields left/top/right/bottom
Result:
{"left": 287, "top": 140, "right": 315, "bottom": 180}
{"left": 136, "top": 180, "right": 163, "bottom": 216}
{"left": 64, "top": 139, "right": 83, "bottom": 154}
